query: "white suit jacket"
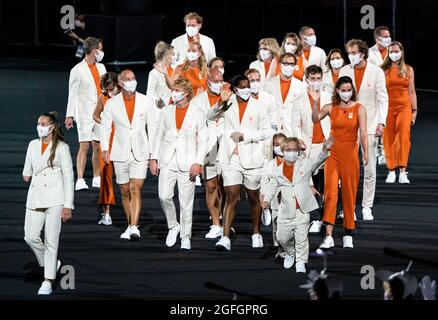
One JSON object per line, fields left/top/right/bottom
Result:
{"left": 256, "top": 90, "right": 278, "bottom": 160}
{"left": 171, "top": 33, "right": 216, "bottom": 65}
{"left": 207, "top": 95, "right": 273, "bottom": 169}
{"left": 66, "top": 59, "right": 107, "bottom": 122}
{"left": 302, "top": 46, "right": 327, "bottom": 70}
{"left": 262, "top": 75, "right": 307, "bottom": 137}
{"left": 264, "top": 151, "right": 328, "bottom": 219}
{"left": 23, "top": 140, "right": 74, "bottom": 210}
{"left": 101, "top": 92, "right": 156, "bottom": 162}
{"left": 322, "top": 70, "right": 336, "bottom": 95}
{"left": 249, "top": 60, "right": 270, "bottom": 83}
{"left": 151, "top": 102, "right": 207, "bottom": 171}
{"left": 368, "top": 44, "right": 387, "bottom": 67}
{"left": 260, "top": 158, "right": 281, "bottom": 210}
{"left": 339, "top": 62, "right": 389, "bottom": 132}
{"left": 146, "top": 68, "right": 172, "bottom": 106}
{"left": 291, "top": 90, "right": 331, "bottom": 150}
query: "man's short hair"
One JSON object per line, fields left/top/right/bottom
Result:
{"left": 83, "top": 37, "right": 102, "bottom": 55}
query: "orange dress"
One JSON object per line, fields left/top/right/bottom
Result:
{"left": 323, "top": 103, "right": 361, "bottom": 230}
{"left": 181, "top": 67, "right": 207, "bottom": 96}
{"left": 383, "top": 65, "right": 412, "bottom": 170}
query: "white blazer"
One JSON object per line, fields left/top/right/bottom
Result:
{"left": 302, "top": 46, "right": 327, "bottom": 71}
{"left": 207, "top": 95, "right": 273, "bottom": 169}
{"left": 66, "top": 59, "right": 107, "bottom": 122}
{"left": 101, "top": 92, "right": 156, "bottom": 162}
{"left": 146, "top": 68, "right": 172, "bottom": 106}
{"left": 249, "top": 60, "right": 270, "bottom": 83}
{"left": 368, "top": 44, "right": 387, "bottom": 67}
{"left": 171, "top": 33, "right": 216, "bottom": 65}
{"left": 23, "top": 140, "right": 74, "bottom": 210}
{"left": 151, "top": 102, "right": 207, "bottom": 171}
{"left": 262, "top": 75, "right": 307, "bottom": 137}
{"left": 322, "top": 70, "right": 336, "bottom": 95}
{"left": 264, "top": 151, "right": 328, "bottom": 219}
{"left": 339, "top": 62, "right": 389, "bottom": 133}
{"left": 291, "top": 90, "right": 331, "bottom": 150}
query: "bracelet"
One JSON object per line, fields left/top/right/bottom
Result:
{"left": 412, "top": 109, "right": 418, "bottom": 112}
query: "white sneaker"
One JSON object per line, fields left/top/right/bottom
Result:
{"left": 129, "top": 226, "right": 140, "bottom": 241}
{"left": 38, "top": 280, "right": 52, "bottom": 295}
{"left": 362, "top": 207, "right": 374, "bottom": 221}
{"left": 319, "top": 235, "right": 335, "bottom": 249}
{"left": 75, "top": 178, "right": 89, "bottom": 191}
{"left": 386, "top": 171, "right": 396, "bottom": 183}
{"left": 309, "top": 220, "right": 322, "bottom": 233}
{"left": 261, "top": 208, "right": 272, "bottom": 226}
{"left": 205, "top": 225, "right": 222, "bottom": 239}
{"left": 166, "top": 224, "right": 180, "bottom": 247}
{"left": 251, "top": 233, "right": 264, "bottom": 248}
{"left": 283, "top": 255, "right": 294, "bottom": 269}
{"left": 92, "top": 176, "right": 101, "bottom": 188}
{"left": 399, "top": 172, "right": 410, "bottom": 184}
{"left": 296, "top": 261, "right": 306, "bottom": 273}
{"left": 216, "top": 236, "right": 231, "bottom": 251}
{"left": 343, "top": 235, "right": 354, "bottom": 248}
{"left": 338, "top": 211, "right": 357, "bottom": 221}
{"left": 98, "top": 213, "right": 112, "bottom": 225}
{"left": 378, "top": 154, "right": 386, "bottom": 166}
{"left": 275, "top": 247, "right": 286, "bottom": 259}
{"left": 120, "top": 226, "right": 132, "bottom": 240}
{"left": 181, "top": 237, "right": 191, "bottom": 250}
{"left": 195, "top": 175, "right": 202, "bottom": 186}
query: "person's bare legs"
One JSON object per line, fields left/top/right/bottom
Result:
{"left": 129, "top": 179, "right": 145, "bottom": 226}
{"left": 91, "top": 141, "right": 101, "bottom": 178}
{"left": 76, "top": 142, "right": 90, "bottom": 179}
{"left": 217, "top": 175, "right": 226, "bottom": 216}
{"left": 247, "top": 189, "right": 262, "bottom": 234}
{"left": 325, "top": 224, "right": 334, "bottom": 236}
{"left": 222, "top": 185, "right": 240, "bottom": 237}
{"left": 119, "top": 183, "right": 131, "bottom": 225}
{"left": 206, "top": 177, "right": 220, "bottom": 226}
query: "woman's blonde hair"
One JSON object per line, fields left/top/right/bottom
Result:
{"left": 256, "top": 38, "right": 281, "bottom": 61}
{"left": 154, "top": 41, "right": 173, "bottom": 63}
{"left": 173, "top": 77, "right": 194, "bottom": 101}
{"left": 181, "top": 42, "right": 207, "bottom": 76}
{"left": 381, "top": 41, "right": 409, "bottom": 78}
{"left": 280, "top": 32, "right": 303, "bottom": 55}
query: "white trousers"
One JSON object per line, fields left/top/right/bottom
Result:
{"left": 158, "top": 156, "right": 195, "bottom": 239}
{"left": 24, "top": 206, "right": 62, "bottom": 280}
{"left": 276, "top": 210, "right": 309, "bottom": 263}
{"left": 361, "top": 135, "right": 377, "bottom": 208}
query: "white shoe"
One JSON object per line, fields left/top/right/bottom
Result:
{"left": 205, "top": 225, "right": 222, "bottom": 239}
{"left": 195, "top": 175, "right": 202, "bottom": 186}
{"left": 166, "top": 224, "right": 180, "bottom": 247}
{"left": 399, "top": 172, "right": 410, "bottom": 184}
{"left": 386, "top": 171, "right": 396, "bottom": 183}
{"left": 92, "top": 176, "right": 101, "bottom": 188}
{"left": 57, "top": 260, "right": 61, "bottom": 272}
{"left": 338, "top": 211, "right": 357, "bottom": 221}
{"left": 319, "top": 235, "right": 335, "bottom": 249}
{"left": 251, "top": 233, "right": 264, "bottom": 248}
{"left": 216, "top": 236, "right": 231, "bottom": 251}
{"left": 75, "top": 178, "right": 89, "bottom": 191}
{"left": 362, "top": 207, "right": 374, "bottom": 221}
{"left": 98, "top": 213, "right": 112, "bottom": 225}
{"left": 129, "top": 225, "right": 140, "bottom": 241}
{"left": 120, "top": 226, "right": 132, "bottom": 240}
{"left": 309, "top": 220, "right": 322, "bottom": 233}
{"left": 181, "top": 237, "right": 191, "bottom": 250}
{"left": 343, "top": 235, "right": 354, "bottom": 248}
{"left": 275, "top": 247, "right": 286, "bottom": 259}
{"left": 296, "top": 261, "right": 306, "bottom": 273}
{"left": 283, "top": 255, "right": 294, "bottom": 269}
{"left": 378, "top": 154, "right": 386, "bottom": 166}
{"left": 261, "top": 208, "right": 272, "bottom": 226}
{"left": 38, "top": 280, "right": 52, "bottom": 295}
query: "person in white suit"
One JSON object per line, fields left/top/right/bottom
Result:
{"left": 249, "top": 38, "right": 281, "bottom": 83}
{"left": 368, "top": 26, "right": 392, "bottom": 67}
{"left": 262, "top": 53, "right": 307, "bottom": 138}
{"left": 208, "top": 75, "right": 274, "bottom": 251}
{"left": 150, "top": 78, "right": 207, "bottom": 250}
{"left": 23, "top": 112, "right": 74, "bottom": 295}
{"left": 299, "top": 26, "right": 327, "bottom": 71}
{"left": 101, "top": 70, "right": 156, "bottom": 241}
{"left": 262, "top": 137, "right": 333, "bottom": 273}
{"left": 171, "top": 12, "right": 216, "bottom": 65}
{"left": 322, "top": 48, "right": 346, "bottom": 95}
{"left": 339, "top": 39, "right": 389, "bottom": 221}
{"left": 65, "top": 37, "right": 106, "bottom": 191}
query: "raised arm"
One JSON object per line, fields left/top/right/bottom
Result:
{"left": 312, "top": 102, "right": 331, "bottom": 123}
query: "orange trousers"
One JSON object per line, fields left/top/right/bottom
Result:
{"left": 323, "top": 141, "right": 359, "bottom": 230}
{"left": 98, "top": 146, "right": 115, "bottom": 206}
{"left": 383, "top": 106, "right": 412, "bottom": 170}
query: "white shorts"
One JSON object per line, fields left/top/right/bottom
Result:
{"left": 203, "top": 163, "right": 219, "bottom": 181}
{"left": 221, "top": 154, "right": 262, "bottom": 190}
{"left": 113, "top": 153, "right": 148, "bottom": 184}
{"left": 77, "top": 120, "right": 100, "bottom": 142}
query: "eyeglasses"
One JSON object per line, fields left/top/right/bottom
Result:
{"left": 281, "top": 62, "right": 296, "bottom": 67}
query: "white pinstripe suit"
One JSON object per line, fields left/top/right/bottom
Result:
{"left": 171, "top": 33, "right": 216, "bottom": 65}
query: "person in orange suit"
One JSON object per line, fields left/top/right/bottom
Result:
{"left": 93, "top": 72, "right": 120, "bottom": 225}
{"left": 312, "top": 76, "right": 368, "bottom": 249}
{"left": 381, "top": 41, "right": 418, "bottom": 184}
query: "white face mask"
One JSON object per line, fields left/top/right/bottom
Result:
{"left": 284, "top": 44, "right": 297, "bottom": 54}
{"left": 208, "top": 81, "right": 223, "bottom": 95}
{"left": 259, "top": 49, "right": 271, "bottom": 61}
{"left": 186, "top": 26, "right": 199, "bottom": 38}
{"left": 108, "top": 88, "right": 118, "bottom": 98}
{"left": 122, "top": 80, "right": 137, "bottom": 94}
{"left": 171, "top": 90, "right": 186, "bottom": 103}
{"left": 218, "top": 67, "right": 225, "bottom": 75}
{"left": 273, "top": 146, "right": 283, "bottom": 156}
{"left": 284, "top": 151, "right": 299, "bottom": 163}
{"left": 249, "top": 81, "right": 261, "bottom": 95}
{"left": 281, "top": 64, "right": 294, "bottom": 78}
{"left": 37, "top": 125, "right": 53, "bottom": 138}
{"left": 379, "top": 36, "right": 392, "bottom": 48}
{"left": 330, "top": 58, "right": 344, "bottom": 69}
{"left": 236, "top": 88, "right": 251, "bottom": 101}
{"left": 186, "top": 51, "right": 200, "bottom": 62}
{"left": 338, "top": 90, "right": 353, "bottom": 103}
{"left": 304, "top": 35, "right": 317, "bottom": 46}
{"left": 348, "top": 53, "right": 363, "bottom": 66}
{"left": 308, "top": 80, "right": 322, "bottom": 91}
{"left": 95, "top": 50, "right": 104, "bottom": 63}
{"left": 389, "top": 51, "right": 402, "bottom": 62}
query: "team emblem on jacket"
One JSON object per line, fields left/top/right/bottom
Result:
{"left": 348, "top": 112, "right": 353, "bottom": 119}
